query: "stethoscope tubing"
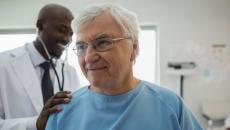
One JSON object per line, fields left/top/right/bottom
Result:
{"left": 49, "top": 59, "right": 65, "bottom": 91}
{"left": 38, "top": 35, "right": 66, "bottom": 91}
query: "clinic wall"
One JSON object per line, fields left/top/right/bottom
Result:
{"left": 1, "top": 0, "right": 230, "bottom": 128}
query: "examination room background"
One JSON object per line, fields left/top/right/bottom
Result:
{"left": 0, "top": 0, "right": 230, "bottom": 129}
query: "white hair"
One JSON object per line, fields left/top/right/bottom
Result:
{"left": 75, "top": 3, "right": 140, "bottom": 41}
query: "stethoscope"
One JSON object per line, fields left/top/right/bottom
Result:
{"left": 38, "top": 36, "right": 69, "bottom": 91}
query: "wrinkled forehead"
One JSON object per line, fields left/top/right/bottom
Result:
{"left": 76, "top": 12, "right": 123, "bottom": 41}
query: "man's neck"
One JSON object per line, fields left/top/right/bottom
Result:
{"left": 33, "top": 39, "right": 50, "bottom": 60}
{"left": 90, "top": 77, "right": 140, "bottom": 96}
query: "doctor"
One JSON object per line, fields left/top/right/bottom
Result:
{"left": 0, "top": 4, "right": 80, "bottom": 130}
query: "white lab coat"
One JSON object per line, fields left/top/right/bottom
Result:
{"left": 0, "top": 44, "right": 80, "bottom": 130}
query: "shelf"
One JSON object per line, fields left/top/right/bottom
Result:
{"left": 167, "top": 68, "right": 195, "bottom": 76}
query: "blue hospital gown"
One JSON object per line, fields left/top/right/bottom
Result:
{"left": 46, "top": 80, "right": 203, "bottom": 130}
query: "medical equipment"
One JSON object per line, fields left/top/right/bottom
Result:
{"left": 202, "top": 100, "right": 230, "bottom": 130}
{"left": 38, "top": 36, "right": 70, "bottom": 91}
{"left": 167, "top": 62, "right": 196, "bottom": 98}
{"left": 168, "top": 62, "right": 196, "bottom": 69}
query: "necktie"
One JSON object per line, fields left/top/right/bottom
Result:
{"left": 40, "top": 62, "right": 54, "bottom": 104}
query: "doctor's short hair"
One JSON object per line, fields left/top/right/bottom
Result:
{"left": 75, "top": 3, "right": 140, "bottom": 41}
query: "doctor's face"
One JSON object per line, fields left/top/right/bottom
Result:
{"left": 39, "top": 10, "right": 73, "bottom": 58}
{"left": 76, "top": 12, "right": 137, "bottom": 88}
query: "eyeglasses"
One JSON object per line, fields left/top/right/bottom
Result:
{"left": 73, "top": 37, "right": 131, "bottom": 56}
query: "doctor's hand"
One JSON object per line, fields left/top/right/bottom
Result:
{"left": 36, "top": 91, "right": 72, "bottom": 130}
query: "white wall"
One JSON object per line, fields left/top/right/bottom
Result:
{"left": 1, "top": 0, "right": 230, "bottom": 128}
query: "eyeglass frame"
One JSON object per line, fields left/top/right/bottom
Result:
{"left": 72, "top": 36, "right": 131, "bottom": 56}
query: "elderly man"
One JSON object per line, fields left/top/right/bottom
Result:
{"left": 0, "top": 4, "right": 80, "bottom": 130}
{"left": 45, "top": 4, "right": 203, "bottom": 130}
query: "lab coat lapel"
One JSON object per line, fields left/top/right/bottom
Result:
{"left": 10, "top": 51, "right": 43, "bottom": 114}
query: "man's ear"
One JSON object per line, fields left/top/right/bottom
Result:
{"left": 36, "top": 19, "right": 43, "bottom": 31}
{"left": 130, "top": 40, "right": 139, "bottom": 62}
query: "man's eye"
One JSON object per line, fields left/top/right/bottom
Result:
{"left": 95, "top": 39, "right": 111, "bottom": 48}
{"left": 76, "top": 43, "right": 87, "bottom": 51}
{"left": 58, "top": 26, "right": 68, "bottom": 33}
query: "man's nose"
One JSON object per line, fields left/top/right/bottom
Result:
{"left": 84, "top": 46, "right": 99, "bottom": 63}
{"left": 63, "top": 34, "right": 72, "bottom": 44}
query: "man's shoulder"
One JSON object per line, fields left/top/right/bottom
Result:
{"left": 72, "top": 87, "right": 88, "bottom": 98}
{"left": 60, "top": 87, "right": 88, "bottom": 109}
{"left": 0, "top": 45, "right": 28, "bottom": 66}
{"left": 142, "top": 80, "right": 179, "bottom": 99}
{"left": 141, "top": 80, "right": 182, "bottom": 111}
